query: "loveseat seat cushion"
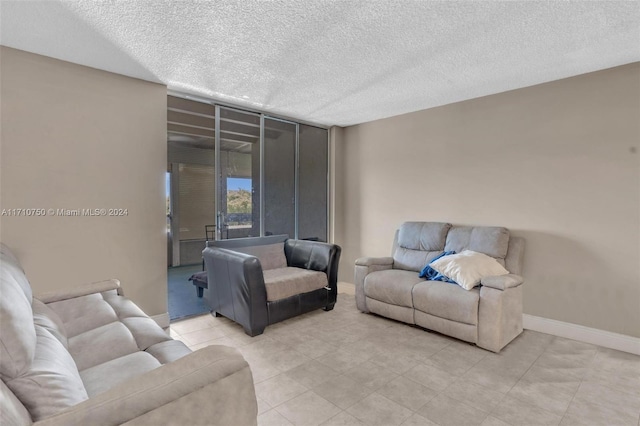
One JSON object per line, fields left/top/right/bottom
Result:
{"left": 80, "top": 351, "right": 162, "bottom": 397}
{"left": 6, "top": 325, "right": 88, "bottom": 421}
{"left": 412, "top": 281, "right": 480, "bottom": 325}
{"left": 393, "top": 222, "right": 451, "bottom": 271}
{"left": 444, "top": 226, "right": 510, "bottom": 262}
{"left": 364, "top": 269, "right": 424, "bottom": 308}
{"left": 263, "top": 267, "right": 327, "bottom": 301}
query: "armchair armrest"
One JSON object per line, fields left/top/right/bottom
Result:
{"left": 203, "top": 247, "right": 268, "bottom": 336}
{"left": 355, "top": 257, "right": 394, "bottom": 267}
{"left": 36, "top": 279, "right": 121, "bottom": 304}
{"left": 481, "top": 274, "right": 524, "bottom": 290}
{"left": 37, "top": 345, "right": 257, "bottom": 426}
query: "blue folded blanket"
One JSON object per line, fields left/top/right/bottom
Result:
{"left": 419, "top": 250, "right": 457, "bottom": 283}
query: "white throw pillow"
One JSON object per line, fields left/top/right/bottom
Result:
{"left": 430, "top": 250, "right": 509, "bottom": 290}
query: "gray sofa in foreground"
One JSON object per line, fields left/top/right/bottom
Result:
{"left": 0, "top": 243, "right": 258, "bottom": 426}
{"left": 355, "top": 222, "right": 525, "bottom": 352}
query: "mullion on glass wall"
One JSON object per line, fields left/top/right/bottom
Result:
{"left": 214, "top": 105, "right": 221, "bottom": 240}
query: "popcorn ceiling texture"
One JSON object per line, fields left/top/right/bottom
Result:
{"left": 1, "top": 1, "right": 639, "bottom": 126}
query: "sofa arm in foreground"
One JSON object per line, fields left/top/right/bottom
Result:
{"left": 35, "top": 279, "right": 122, "bottom": 304}
{"left": 36, "top": 345, "right": 257, "bottom": 426}
{"left": 354, "top": 257, "right": 394, "bottom": 313}
{"left": 481, "top": 274, "right": 524, "bottom": 291}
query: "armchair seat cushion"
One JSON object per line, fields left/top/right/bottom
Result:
{"left": 364, "top": 269, "right": 424, "bottom": 308}
{"left": 412, "top": 281, "right": 480, "bottom": 326}
{"left": 263, "top": 267, "right": 327, "bottom": 302}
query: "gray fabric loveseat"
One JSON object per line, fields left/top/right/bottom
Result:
{"left": 355, "top": 222, "right": 525, "bottom": 352}
{"left": 0, "top": 243, "right": 258, "bottom": 426}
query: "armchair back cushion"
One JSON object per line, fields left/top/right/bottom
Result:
{"left": 235, "top": 243, "right": 287, "bottom": 271}
{"left": 207, "top": 235, "right": 288, "bottom": 270}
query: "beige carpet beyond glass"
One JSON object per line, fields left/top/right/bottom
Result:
{"left": 170, "top": 287, "right": 640, "bottom": 426}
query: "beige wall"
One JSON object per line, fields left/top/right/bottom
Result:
{"left": 339, "top": 63, "right": 640, "bottom": 338}
{"left": 0, "top": 47, "right": 168, "bottom": 317}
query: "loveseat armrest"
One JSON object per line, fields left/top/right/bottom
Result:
{"left": 354, "top": 257, "right": 394, "bottom": 313}
{"left": 355, "top": 256, "right": 394, "bottom": 267}
{"left": 480, "top": 274, "right": 524, "bottom": 290}
{"left": 36, "top": 345, "right": 257, "bottom": 426}
{"left": 36, "top": 279, "right": 122, "bottom": 304}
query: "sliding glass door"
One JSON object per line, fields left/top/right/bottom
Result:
{"left": 167, "top": 96, "right": 216, "bottom": 265}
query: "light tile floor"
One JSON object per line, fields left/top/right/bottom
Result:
{"left": 170, "top": 287, "right": 640, "bottom": 426}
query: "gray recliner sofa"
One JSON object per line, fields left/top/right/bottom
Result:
{"left": 0, "top": 243, "right": 258, "bottom": 425}
{"left": 355, "top": 222, "right": 525, "bottom": 352}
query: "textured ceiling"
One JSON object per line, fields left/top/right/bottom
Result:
{"left": 1, "top": 1, "right": 639, "bottom": 127}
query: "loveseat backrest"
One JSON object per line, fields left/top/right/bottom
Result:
{"left": 444, "top": 226, "right": 510, "bottom": 264}
{"left": 392, "top": 222, "right": 451, "bottom": 271}
{"left": 504, "top": 236, "right": 525, "bottom": 276}
{"left": 392, "top": 222, "right": 524, "bottom": 275}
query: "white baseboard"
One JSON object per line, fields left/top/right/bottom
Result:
{"left": 523, "top": 314, "right": 640, "bottom": 356}
{"left": 151, "top": 313, "right": 170, "bottom": 329}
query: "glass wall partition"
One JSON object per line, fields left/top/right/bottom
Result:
{"left": 167, "top": 96, "right": 216, "bottom": 266}
{"left": 167, "top": 94, "right": 329, "bottom": 265}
